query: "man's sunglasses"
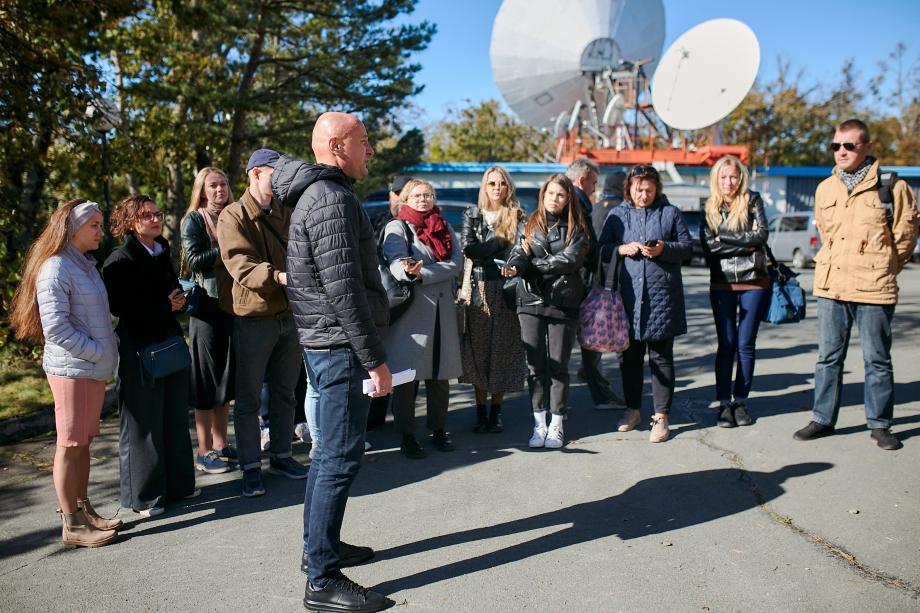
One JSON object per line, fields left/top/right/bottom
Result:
{"left": 829, "top": 142, "right": 865, "bottom": 152}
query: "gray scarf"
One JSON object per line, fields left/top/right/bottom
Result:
{"left": 838, "top": 156, "right": 874, "bottom": 193}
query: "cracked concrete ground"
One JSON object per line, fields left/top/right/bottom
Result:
{"left": 1, "top": 266, "right": 918, "bottom": 612}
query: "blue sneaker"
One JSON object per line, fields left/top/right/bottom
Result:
{"left": 241, "top": 468, "right": 265, "bottom": 497}
{"left": 267, "top": 456, "right": 308, "bottom": 480}
{"left": 196, "top": 450, "right": 230, "bottom": 474}
{"left": 216, "top": 446, "right": 239, "bottom": 468}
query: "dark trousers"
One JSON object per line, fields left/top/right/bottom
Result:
{"left": 620, "top": 337, "right": 675, "bottom": 414}
{"left": 117, "top": 338, "right": 195, "bottom": 510}
{"left": 302, "top": 347, "right": 369, "bottom": 587}
{"left": 392, "top": 379, "right": 449, "bottom": 435}
{"left": 519, "top": 313, "right": 576, "bottom": 414}
{"left": 580, "top": 346, "right": 617, "bottom": 404}
{"left": 710, "top": 287, "right": 771, "bottom": 401}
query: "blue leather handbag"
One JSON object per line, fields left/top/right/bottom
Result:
{"left": 763, "top": 247, "right": 806, "bottom": 324}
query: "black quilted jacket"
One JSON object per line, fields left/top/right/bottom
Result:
{"left": 272, "top": 156, "right": 388, "bottom": 370}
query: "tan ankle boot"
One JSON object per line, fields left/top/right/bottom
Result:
{"left": 60, "top": 509, "right": 118, "bottom": 548}
{"left": 617, "top": 409, "right": 641, "bottom": 432}
{"left": 649, "top": 414, "right": 670, "bottom": 443}
{"left": 79, "top": 499, "right": 123, "bottom": 531}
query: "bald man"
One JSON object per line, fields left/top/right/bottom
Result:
{"left": 271, "top": 112, "right": 394, "bottom": 612}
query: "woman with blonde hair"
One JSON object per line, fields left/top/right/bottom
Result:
{"left": 181, "top": 167, "right": 236, "bottom": 473}
{"left": 9, "top": 199, "right": 121, "bottom": 546}
{"left": 459, "top": 166, "right": 527, "bottom": 433}
{"left": 504, "top": 174, "right": 591, "bottom": 449}
{"left": 700, "top": 155, "right": 770, "bottom": 428}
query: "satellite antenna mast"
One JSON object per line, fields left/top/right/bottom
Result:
{"left": 490, "top": 2, "right": 759, "bottom": 166}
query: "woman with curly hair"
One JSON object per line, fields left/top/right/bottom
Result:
{"left": 9, "top": 199, "right": 120, "bottom": 546}
{"left": 103, "top": 195, "right": 197, "bottom": 517}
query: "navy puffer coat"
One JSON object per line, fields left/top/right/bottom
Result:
{"left": 598, "top": 195, "right": 692, "bottom": 341}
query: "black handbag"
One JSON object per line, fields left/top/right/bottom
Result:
{"left": 137, "top": 335, "right": 191, "bottom": 386}
{"left": 378, "top": 220, "right": 416, "bottom": 323}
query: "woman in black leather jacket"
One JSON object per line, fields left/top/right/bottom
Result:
{"left": 459, "top": 166, "right": 527, "bottom": 433}
{"left": 505, "top": 174, "right": 590, "bottom": 449}
{"left": 700, "top": 156, "right": 771, "bottom": 428}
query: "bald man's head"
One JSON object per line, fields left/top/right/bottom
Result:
{"left": 311, "top": 112, "right": 374, "bottom": 180}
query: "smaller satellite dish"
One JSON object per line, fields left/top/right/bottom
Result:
{"left": 651, "top": 19, "right": 759, "bottom": 131}
{"left": 602, "top": 93, "right": 626, "bottom": 126}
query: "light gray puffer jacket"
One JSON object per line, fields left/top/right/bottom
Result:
{"left": 37, "top": 245, "right": 117, "bottom": 380}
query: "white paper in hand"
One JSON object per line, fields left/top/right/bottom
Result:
{"left": 363, "top": 368, "right": 416, "bottom": 395}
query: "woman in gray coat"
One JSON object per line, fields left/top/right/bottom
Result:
{"left": 383, "top": 179, "right": 463, "bottom": 459}
{"left": 9, "top": 199, "right": 121, "bottom": 547}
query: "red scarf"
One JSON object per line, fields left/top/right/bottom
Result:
{"left": 397, "top": 205, "right": 452, "bottom": 262}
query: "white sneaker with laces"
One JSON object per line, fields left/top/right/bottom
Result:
{"left": 528, "top": 426, "right": 548, "bottom": 448}
{"left": 544, "top": 423, "right": 564, "bottom": 449}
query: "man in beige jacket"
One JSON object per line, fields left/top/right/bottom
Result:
{"left": 794, "top": 119, "right": 918, "bottom": 450}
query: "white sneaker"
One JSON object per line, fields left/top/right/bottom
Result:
{"left": 260, "top": 427, "right": 270, "bottom": 452}
{"left": 528, "top": 426, "right": 548, "bottom": 448}
{"left": 545, "top": 423, "right": 564, "bottom": 449}
{"left": 134, "top": 506, "right": 165, "bottom": 518}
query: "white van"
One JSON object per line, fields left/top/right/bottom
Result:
{"left": 767, "top": 212, "right": 820, "bottom": 268}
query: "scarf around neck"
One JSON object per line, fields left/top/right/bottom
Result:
{"left": 397, "top": 205, "right": 452, "bottom": 262}
{"left": 838, "top": 156, "right": 874, "bottom": 193}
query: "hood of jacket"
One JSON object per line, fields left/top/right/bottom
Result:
{"left": 271, "top": 156, "right": 352, "bottom": 209}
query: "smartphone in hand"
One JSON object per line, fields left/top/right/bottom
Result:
{"left": 644, "top": 239, "right": 659, "bottom": 247}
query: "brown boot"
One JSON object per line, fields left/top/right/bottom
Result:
{"left": 79, "top": 499, "right": 123, "bottom": 531}
{"left": 649, "top": 414, "right": 670, "bottom": 443}
{"left": 60, "top": 509, "right": 118, "bottom": 548}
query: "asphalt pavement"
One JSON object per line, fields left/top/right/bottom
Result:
{"left": 1, "top": 265, "right": 918, "bottom": 612}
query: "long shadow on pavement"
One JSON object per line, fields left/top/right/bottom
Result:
{"left": 371, "top": 462, "right": 832, "bottom": 594}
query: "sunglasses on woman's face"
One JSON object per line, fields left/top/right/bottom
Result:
{"left": 629, "top": 165, "right": 659, "bottom": 178}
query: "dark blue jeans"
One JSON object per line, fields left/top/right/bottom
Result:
{"left": 812, "top": 297, "right": 895, "bottom": 429}
{"left": 710, "top": 287, "right": 771, "bottom": 402}
{"left": 302, "top": 347, "right": 370, "bottom": 587}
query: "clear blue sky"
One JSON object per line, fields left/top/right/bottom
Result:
{"left": 401, "top": 0, "right": 920, "bottom": 126}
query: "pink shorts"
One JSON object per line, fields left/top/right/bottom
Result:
{"left": 47, "top": 375, "right": 106, "bottom": 447}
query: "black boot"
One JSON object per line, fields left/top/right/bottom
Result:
{"left": 716, "top": 404, "right": 736, "bottom": 428}
{"left": 487, "top": 404, "right": 503, "bottom": 433}
{"left": 733, "top": 402, "right": 753, "bottom": 426}
{"left": 473, "top": 404, "right": 488, "bottom": 434}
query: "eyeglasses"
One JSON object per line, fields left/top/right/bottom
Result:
{"left": 409, "top": 193, "right": 435, "bottom": 201}
{"left": 829, "top": 141, "right": 865, "bottom": 152}
{"left": 629, "top": 165, "right": 659, "bottom": 178}
{"left": 137, "top": 211, "right": 165, "bottom": 222}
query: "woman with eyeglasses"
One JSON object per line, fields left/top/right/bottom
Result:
{"left": 181, "top": 167, "right": 237, "bottom": 473}
{"left": 103, "top": 195, "right": 198, "bottom": 517}
{"left": 598, "top": 165, "right": 692, "bottom": 443}
{"left": 382, "top": 179, "right": 464, "bottom": 458}
{"left": 9, "top": 200, "right": 121, "bottom": 547}
{"left": 504, "top": 174, "right": 591, "bottom": 449}
{"left": 459, "top": 166, "right": 527, "bottom": 433}
{"left": 700, "top": 156, "right": 770, "bottom": 428}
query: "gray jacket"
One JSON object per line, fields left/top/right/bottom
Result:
{"left": 37, "top": 245, "right": 118, "bottom": 380}
{"left": 382, "top": 219, "right": 463, "bottom": 381}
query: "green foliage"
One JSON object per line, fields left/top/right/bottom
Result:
{"left": 426, "top": 99, "right": 555, "bottom": 163}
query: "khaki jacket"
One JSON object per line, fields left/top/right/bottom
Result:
{"left": 215, "top": 189, "right": 292, "bottom": 318}
{"left": 813, "top": 160, "right": 918, "bottom": 305}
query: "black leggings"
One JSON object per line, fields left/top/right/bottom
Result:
{"left": 619, "top": 337, "right": 675, "bottom": 414}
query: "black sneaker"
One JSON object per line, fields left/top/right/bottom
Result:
{"left": 400, "top": 435, "right": 427, "bottom": 459}
{"left": 301, "top": 542, "right": 375, "bottom": 574}
{"left": 870, "top": 428, "right": 903, "bottom": 451}
{"left": 432, "top": 430, "right": 454, "bottom": 452}
{"left": 793, "top": 421, "right": 835, "bottom": 441}
{"left": 303, "top": 574, "right": 393, "bottom": 612}
{"left": 716, "top": 405, "right": 736, "bottom": 428}
{"left": 733, "top": 403, "right": 753, "bottom": 427}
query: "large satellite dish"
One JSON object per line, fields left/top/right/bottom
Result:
{"left": 651, "top": 19, "right": 760, "bottom": 131}
{"left": 490, "top": 0, "right": 665, "bottom": 128}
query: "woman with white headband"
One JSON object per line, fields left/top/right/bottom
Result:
{"left": 10, "top": 199, "right": 121, "bottom": 547}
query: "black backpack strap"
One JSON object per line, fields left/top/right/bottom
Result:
{"left": 878, "top": 171, "right": 898, "bottom": 230}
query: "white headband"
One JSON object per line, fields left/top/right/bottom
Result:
{"left": 68, "top": 201, "right": 101, "bottom": 238}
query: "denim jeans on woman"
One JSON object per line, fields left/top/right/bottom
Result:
{"left": 302, "top": 346, "right": 370, "bottom": 588}
{"left": 812, "top": 297, "right": 895, "bottom": 429}
{"left": 709, "top": 287, "right": 771, "bottom": 402}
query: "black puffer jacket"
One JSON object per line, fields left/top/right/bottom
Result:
{"left": 507, "top": 213, "right": 589, "bottom": 318}
{"left": 461, "top": 206, "right": 518, "bottom": 281}
{"left": 700, "top": 191, "right": 769, "bottom": 285}
{"left": 272, "top": 156, "right": 388, "bottom": 370}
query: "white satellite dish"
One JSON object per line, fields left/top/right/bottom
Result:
{"left": 490, "top": 0, "right": 665, "bottom": 128}
{"left": 651, "top": 18, "right": 759, "bottom": 131}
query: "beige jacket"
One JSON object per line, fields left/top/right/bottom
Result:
{"left": 813, "top": 160, "right": 918, "bottom": 305}
{"left": 215, "top": 189, "right": 292, "bottom": 318}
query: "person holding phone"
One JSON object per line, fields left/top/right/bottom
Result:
{"left": 505, "top": 174, "right": 591, "bottom": 449}
{"left": 459, "top": 166, "right": 527, "bottom": 434}
{"left": 102, "top": 195, "right": 198, "bottom": 516}
{"left": 383, "top": 179, "right": 463, "bottom": 458}
{"left": 598, "top": 166, "right": 692, "bottom": 443}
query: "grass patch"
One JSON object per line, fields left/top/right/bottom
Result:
{"left": 0, "top": 347, "right": 52, "bottom": 421}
